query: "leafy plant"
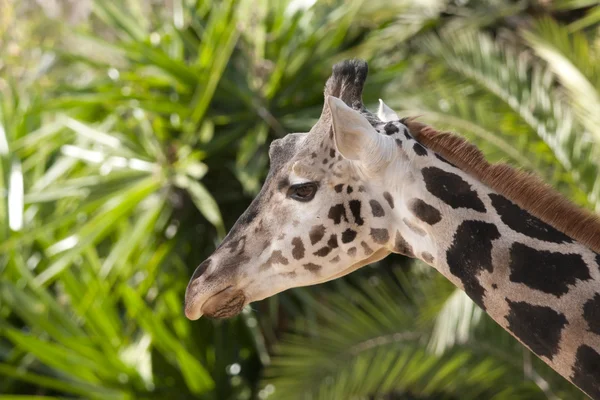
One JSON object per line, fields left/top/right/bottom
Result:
{"left": 263, "top": 268, "right": 578, "bottom": 400}
{"left": 1, "top": 1, "right": 599, "bottom": 399}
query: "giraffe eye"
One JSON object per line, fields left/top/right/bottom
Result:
{"left": 288, "top": 182, "right": 318, "bottom": 202}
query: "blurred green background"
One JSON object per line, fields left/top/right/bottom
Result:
{"left": 1, "top": 0, "right": 600, "bottom": 399}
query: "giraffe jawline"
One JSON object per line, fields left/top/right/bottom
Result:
{"left": 314, "top": 248, "right": 392, "bottom": 285}
{"left": 185, "top": 249, "right": 392, "bottom": 320}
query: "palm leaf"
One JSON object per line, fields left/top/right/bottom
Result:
{"left": 262, "top": 268, "right": 573, "bottom": 400}
{"left": 414, "top": 30, "right": 600, "bottom": 210}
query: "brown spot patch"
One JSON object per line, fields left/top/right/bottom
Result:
{"left": 225, "top": 235, "right": 246, "bottom": 254}
{"left": 505, "top": 300, "right": 567, "bottom": 359}
{"left": 349, "top": 200, "right": 364, "bottom": 225}
{"left": 583, "top": 293, "right": 600, "bottom": 335}
{"left": 393, "top": 231, "right": 413, "bottom": 257}
{"left": 421, "top": 252, "right": 434, "bottom": 263}
{"left": 369, "top": 200, "right": 385, "bottom": 217}
{"left": 291, "top": 237, "right": 305, "bottom": 260}
{"left": 361, "top": 241, "right": 373, "bottom": 255}
{"left": 327, "top": 234, "right": 339, "bottom": 248}
{"left": 370, "top": 228, "right": 389, "bottom": 244}
{"left": 342, "top": 229, "right": 357, "bottom": 243}
{"left": 328, "top": 204, "right": 348, "bottom": 224}
{"left": 571, "top": 344, "right": 600, "bottom": 399}
{"left": 314, "top": 246, "right": 332, "bottom": 257}
{"left": 383, "top": 192, "right": 394, "bottom": 209}
{"left": 409, "top": 198, "right": 442, "bottom": 225}
{"left": 509, "top": 243, "right": 590, "bottom": 297}
{"left": 403, "top": 218, "right": 426, "bottom": 236}
{"left": 348, "top": 247, "right": 357, "bottom": 257}
{"left": 303, "top": 263, "right": 322, "bottom": 273}
{"left": 262, "top": 250, "right": 289, "bottom": 270}
{"left": 446, "top": 220, "right": 500, "bottom": 309}
{"left": 413, "top": 142, "right": 428, "bottom": 156}
{"left": 309, "top": 225, "right": 326, "bottom": 245}
{"left": 422, "top": 167, "right": 485, "bottom": 212}
{"left": 384, "top": 122, "right": 400, "bottom": 135}
{"left": 330, "top": 255, "right": 341, "bottom": 263}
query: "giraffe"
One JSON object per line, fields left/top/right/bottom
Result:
{"left": 184, "top": 59, "right": 600, "bottom": 399}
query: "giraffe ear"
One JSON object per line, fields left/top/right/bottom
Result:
{"left": 377, "top": 99, "right": 399, "bottom": 122}
{"left": 327, "top": 96, "right": 391, "bottom": 168}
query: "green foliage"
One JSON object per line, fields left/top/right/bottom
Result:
{"left": 265, "top": 270, "right": 554, "bottom": 400}
{"left": 1, "top": 0, "right": 599, "bottom": 399}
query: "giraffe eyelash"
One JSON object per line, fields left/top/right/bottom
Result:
{"left": 287, "top": 182, "right": 319, "bottom": 202}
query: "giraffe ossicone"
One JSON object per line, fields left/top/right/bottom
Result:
{"left": 185, "top": 59, "right": 600, "bottom": 399}
{"left": 377, "top": 98, "right": 399, "bottom": 122}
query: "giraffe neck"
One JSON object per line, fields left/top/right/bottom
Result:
{"left": 383, "top": 129, "right": 600, "bottom": 399}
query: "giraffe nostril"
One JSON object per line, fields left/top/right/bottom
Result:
{"left": 191, "top": 259, "right": 211, "bottom": 281}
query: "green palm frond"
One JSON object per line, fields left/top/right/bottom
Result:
{"left": 524, "top": 18, "right": 600, "bottom": 133}
{"left": 402, "top": 30, "right": 600, "bottom": 210}
{"left": 262, "top": 268, "right": 578, "bottom": 400}
{"left": 522, "top": 19, "right": 600, "bottom": 205}
{"left": 427, "top": 288, "right": 482, "bottom": 356}
{"left": 551, "top": 0, "right": 600, "bottom": 11}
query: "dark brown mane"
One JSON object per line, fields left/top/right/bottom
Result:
{"left": 405, "top": 119, "right": 600, "bottom": 253}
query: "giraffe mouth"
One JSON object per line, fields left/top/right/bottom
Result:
{"left": 185, "top": 285, "right": 246, "bottom": 320}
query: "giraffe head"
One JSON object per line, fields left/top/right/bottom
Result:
{"left": 185, "top": 60, "right": 412, "bottom": 320}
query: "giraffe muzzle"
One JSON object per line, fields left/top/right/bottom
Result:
{"left": 184, "top": 256, "right": 248, "bottom": 320}
{"left": 184, "top": 280, "right": 247, "bottom": 320}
